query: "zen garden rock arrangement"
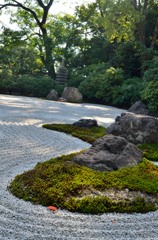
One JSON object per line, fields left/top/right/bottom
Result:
{"left": 106, "top": 112, "right": 158, "bottom": 145}
{"left": 9, "top": 101, "right": 158, "bottom": 214}
{"left": 46, "top": 58, "right": 83, "bottom": 103}
{"left": 73, "top": 104, "right": 158, "bottom": 172}
{"left": 61, "top": 87, "right": 83, "bottom": 103}
{"left": 73, "top": 134, "right": 142, "bottom": 171}
{"left": 128, "top": 100, "right": 150, "bottom": 115}
{"left": 47, "top": 86, "right": 83, "bottom": 103}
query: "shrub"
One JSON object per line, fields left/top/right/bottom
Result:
{"left": 79, "top": 67, "right": 125, "bottom": 105}
{"left": 68, "top": 62, "right": 109, "bottom": 88}
{"left": 141, "top": 81, "right": 158, "bottom": 114}
{"left": 115, "top": 77, "right": 143, "bottom": 108}
{"left": 141, "top": 57, "right": 158, "bottom": 114}
{"left": 0, "top": 74, "right": 54, "bottom": 97}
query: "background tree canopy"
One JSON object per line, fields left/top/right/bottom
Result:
{"left": 0, "top": 0, "right": 158, "bottom": 114}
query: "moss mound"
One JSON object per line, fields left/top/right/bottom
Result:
{"left": 42, "top": 123, "right": 106, "bottom": 143}
{"left": 9, "top": 123, "right": 158, "bottom": 214}
{"left": 9, "top": 154, "right": 158, "bottom": 214}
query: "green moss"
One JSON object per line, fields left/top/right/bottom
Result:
{"left": 138, "top": 143, "right": 158, "bottom": 161}
{"left": 9, "top": 123, "right": 158, "bottom": 214}
{"left": 9, "top": 154, "right": 158, "bottom": 214}
{"left": 42, "top": 123, "right": 106, "bottom": 143}
{"left": 65, "top": 196, "right": 156, "bottom": 214}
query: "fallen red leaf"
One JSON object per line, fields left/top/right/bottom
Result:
{"left": 48, "top": 206, "right": 57, "bottom": 212}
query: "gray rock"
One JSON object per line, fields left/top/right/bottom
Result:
{"left": 128, "top": 101, "right": 149, "bottom": 115}
{"left": 73, "top": 119, "right": 98, "bottom": 128}
{"left": 73, "top": 135, "right": 142, "bottom": 171}
{"left": 107, "top": 112, "right": 158, "bottom": 144}
{"left": 61, "top": 87, "right": 83, "bottom": 103}
{"left": 46, "top": 89, "right": 58, "bottom": 101}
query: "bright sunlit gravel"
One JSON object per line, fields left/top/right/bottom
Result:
{"left": 0, "top": 94, "right": 158, "bottom": 240}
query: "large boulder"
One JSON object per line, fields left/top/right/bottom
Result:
{"left": 61, "top": 87, "right": 83, "bottom": 103}
{"left": 106, "top": 112, "right": 158, "bottom": 145}
{"left": 73, "top": 135, "right": 142, "bottom": 171}
{"left": 46, "top": 90, "right": 58, "bottom": 101}
{"left": 73, "top": 119, "right": 98, "bottom": 128}
{"left": 128, "top": 101, "right": 149, "bottom": 115}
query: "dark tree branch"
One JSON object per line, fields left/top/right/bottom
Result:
{"left": 0, "top": 3, "right": 18, "bottom": 9}
{"left": 150, "top": 18, "right": 158, "bottom": 49}
{"left": 40, "top": 0, "right": 54, "bottom": 25}
{"left": 36, "top": 0, "right": 45, "bottom": 9}
{"left": 0, "top": 1, "right": 41, "bottom": 27}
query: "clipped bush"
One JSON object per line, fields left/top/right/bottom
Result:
{"left": 68, "top": 62, "right": 109, "bottom": 88}
{"left": 115, "top": 77, "right": 143, "bottom": 108}
{"left": 79, "top": 67, "right": 125, "bottom": 105}
{"left": 0, "top": 74, "right": 55, "bottom": 97}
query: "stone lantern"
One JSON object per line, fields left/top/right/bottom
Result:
{"left": 56, "top": 58, "right": 68, "bottom": 85}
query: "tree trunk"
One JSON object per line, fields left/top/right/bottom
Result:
{"left": 42, "top": 32, "right": 56, "bottom": 79}
{"left": 0, "top": 0, "right": 56, "bottom": 79}
{"left": 150, "top": 18, "right": 158, "bottom": 49}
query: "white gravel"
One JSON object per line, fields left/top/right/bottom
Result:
{"left": 0, "top": 94, "right": 158, "bottom": 240}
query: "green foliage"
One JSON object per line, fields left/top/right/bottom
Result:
{"left": 79, "top": 66, "right": 125, "bottom": 105}
{"left": 42, "top": 123, "right": 106, "bottom": 144}
{"left": 115, "top": 77, "right": 143, "bottom": 108}
{"left": 65, "top": 195, "right": 156, "bottom": 214}
{"left": 141, "top": 56, "right": 158, "bottom": 114}
{"left": 0, "top": 74, "right": 54, "bottom": 97}
{"left": 109, "top": 42, "right": 142, "bottom": 77}
{"left": 138, "top": 144, "right": 158, "bottom": 162}
{"left": 95, "top": 0, "right": 141, "bottom": 42}
{"left": 68, "top": 62, "right": 109, "bottom": 88}
{"left": 0, "top": 0, "right": 158, "bottom": 108}
{"left": 0, "top": 44, "right": 44, "bottom": 76}
{"left": 141, "top": 81, "right": 158, "bottom": 114}
{"left": 9, "top": 123, "right": 158, "bottom": 214}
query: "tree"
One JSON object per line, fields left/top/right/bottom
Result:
{"left": 131, "top": 0, "right": 158, "bottom": 49}
{"left": 0, "top": 0, "right": 56, "bottom": 79}
{"left": 0, "top": 27, "right": 43, "bottom": 75}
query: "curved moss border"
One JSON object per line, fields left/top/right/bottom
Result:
{"left": 9, "top": 124, "right": 158, "bottom": 214}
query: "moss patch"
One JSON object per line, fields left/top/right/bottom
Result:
{"left": 9, "top": 123, "right": 158, "bottom": 214}
{"left": 42, "top": 123, "right": 106, "bottom": 143}
{"left": 9, "top": 154, "right": 158, "bottom": 214}
{"left": 138, "top": 144, "right": 158, "bottom": 161}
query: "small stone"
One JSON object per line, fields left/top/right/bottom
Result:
{"left": 73, "top": 119, "right": 98, "bottom": 128}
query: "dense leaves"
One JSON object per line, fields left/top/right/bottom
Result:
{"left": 0, "top": 0, "right": 158, "bottom": 112}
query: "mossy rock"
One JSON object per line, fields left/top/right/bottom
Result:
{"left": 9, "top": 153, "right": 158, "bottom": 214}
{"left": 8, "top": 123, "right": 158, "bottom": 214}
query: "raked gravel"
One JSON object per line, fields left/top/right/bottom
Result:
{"left": 0, "top": 94, "right": 158, "bottom": 240}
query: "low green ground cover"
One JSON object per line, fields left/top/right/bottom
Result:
{"left": 138, "top": 144, "right": 158, "bottom": 162}
{"left": 9, "top": 124, "right": 158, "bottom": 214}
{"left": 42, "top": 123, "right": 106, "bottom": 143}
